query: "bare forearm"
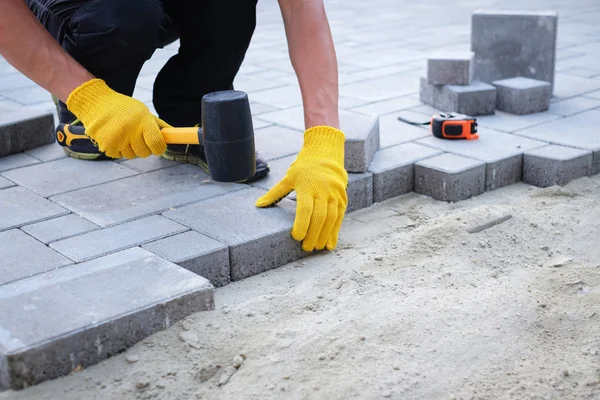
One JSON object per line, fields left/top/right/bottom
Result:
{"left": 0, "top": 0, "right": 94, "bottom": 102}
{"left": 279, "top": 0, "right": 340, "bottom": 129}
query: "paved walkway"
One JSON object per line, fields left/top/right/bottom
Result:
{"left": 1, "top": 0, "right": 599, "bottom": 391}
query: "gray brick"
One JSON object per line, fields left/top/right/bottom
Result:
{"left": 50, "top": 164, "right": 245, "bottom": 227}
{"left": 415, "top": 153, "right": 486, "bottom": 202}
{"left": 143, "top": 231, "right": 230, "bottom": 287}
{"left": 0, "top": 152, "right": 39, "bottom": 172}
{"left": 164, "top": 187, "right": 308, "bottom": 281}
{"left": 475, "top": 110, "right": 561, "bottom": 133}
{"left": 379, "top": 113, "right": 431, "bottom": 149}
{"left": 119, "top": 156, "right": 180, "bottom": 173}
{"left": 254, "top": 125, "right": 304, "bottom": 161}
{"left": 21, "top": 214, "right": 99, "bottom": 244}
{"left": 416, "top": 127, "right": 547, "bottom": 191}
{"left": 249, "top": 154, "right": 294, "bottom": 194}
{"left": 419, "top": 77, "right": 438, "bottom": 106}
{"left": 255, "top": 106, "right": 305, "bottom": 132}
{"left": 342, "top": 111, "right": 380, "bottom": 173}
{"left": 436, "top": 81, "right": 496, "bottom": 116}
{"left": 513, "top": 109, "right": 600, "bottom": 174}
{"left": 368, "top": 142, "right": 443, "bottom": 202}
{"left": 0, "top": 73, "right": 37, "bottom": 91}
{"left": 492, "top": 77, "right": 552, "bottom": 115}
{"left": 339, "top": 72, "right": 421, "bottom": 102}
{"left": 350, "top": 95, "right": 422, "bottom": 117}
{"left": 24, "top": 142, "right": 67, "bottom": 162}
{"left": 548, "top": 96, "right": 600, "bottom": 117}
{"left": 249, "top": 85, "right": 302, "bottom": 108}
{"left": 0, "top": 247, "right": 213, "bottom": 390}
{"left": 0, "top": 107, "right": 55, "bottom": 157}
{"left": 471, "top": 11, "right": 558, "bottom": 91}
{"left": 0, "top": 229, "right": 72, "bottom": 286}
{"left": 2, "top": 158, "right": 138, "bottom": 197}
{"left": 523, "top": 145, "right": 593, "bottom": 188}
{"left": 50, "top": 215, "right": 188, "bottom": 262}
{"left": 0, "top": 186, "right": 68, "bottom": 231}
{"left": 0, "top": 175, "right": 14, "bottom": 189}
{"left": 553, "top": 74, "right": 600, "bottom": 100}
{"left": 347, "top": 172, "right": 373, "bottom": 212}
{"left": 427, "top": 51, "right": 474, "bottom": 85}
{"left": 1, "top": 86, "right": 52, "bottom": 105}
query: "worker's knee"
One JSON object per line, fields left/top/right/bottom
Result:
{"left": 68, "top": 0, "right": 165, "bottom": 69}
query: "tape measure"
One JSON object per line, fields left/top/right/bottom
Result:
{"left": 398, "top": 112, "right": 479, "bottom": 140}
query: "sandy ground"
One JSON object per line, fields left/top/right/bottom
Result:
{"left": 2, "top": 176, "right": 600, "bottom": 400}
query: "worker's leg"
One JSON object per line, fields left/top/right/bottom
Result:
{"left": 153, "top": 0, "right": 268, "bottom": 181}
{"left": 26, "top": 0, "right": 169, "bottom": 158}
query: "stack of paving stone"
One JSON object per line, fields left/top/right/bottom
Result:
{"left": 420, "top": 10, "right": 558, "bottom": 116}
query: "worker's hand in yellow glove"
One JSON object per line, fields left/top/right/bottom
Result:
{"left": 255, "top": 126, "right": 348, "bottom": 252}
{"left": 66, "top": 78, "right": 169, "bottom": 159}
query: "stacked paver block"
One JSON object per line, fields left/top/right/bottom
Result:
{"left": 415, "top": 153, "right": 486, "bottom": 202}
{"left": 0, "top": 247, "right": 214, "bottom": 390}
{"left": 0, "top": 107, "right": 55, "bottom": 157}
{"left": 523, "top": 145, "right": 593, "bottom": 187}
{"left": 471, "top": 10, "right": 558, "bottom": 93}
{"left": 164, "top": 187, "right": 309, "bottom": 282}
{"left": 427, "top": 52, "right": 474, "bottom": 85}
{"left": 143, "top": 231, "right": 231, "bottom": 287}
{"left": 492, "top": 77, "right": 552, "bottom": 115}
{"left": 367, "top": 142, "right": 443, "bottom": 203}
{"left": 435, "top": 81, "right": 497, "bottom": 116}
{"left": 341, "top": 111, "right": 380, "bottom": 173}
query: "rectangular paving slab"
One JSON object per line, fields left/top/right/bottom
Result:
{"left": 492, "top": 77, "right": 552, "bottom": 115}
{"left": 2, "top": 158, "right": 139, "bottom": 198}
{"left": 0, "top": 186, "right": 68, "bottom": 232}
{"left": 0, "top": 229, "right": 72, "bottom": 286}
{"left": 0, "top": 175, "right": 14, "bottom": 189}
{"left": 415, "top": 153, "right": 486, "bottom": 202}
{"left": 436, "top": 81, "right": 497, "bottom": 116}
{"left": 347, "top": 172, "right": 373, "bottom": 212}
{"left": 49, "top": 215, "right": 188, "bottom": 263}
{"left": 164, "top": 187, "right": 308, "bottom": 281}
{"left": 513, "top": 110, "right": 600, "bottom": 175}
{"left": 415, "top": 128, "right": 548, "bottom": 191}
{"left": 342, "top": 111, "right": 380, "bottom": 173}
{"left": 471, "top": 10, "right": 558, "bottom": 92}
{"left": 50, "top": 164, "right": 245, "bottom": 227}
{"left": 0, "top": 153, "right": 39, "bottom": 172}
{"left": 143, "top": 231, "right": 230, "bottom": 287}
{"left": 427, "top": 51, "right": 474, "bottom": 85}
{"left": 0, "top": 247, "right": 214, "bottom": 390}
{"left": 0, "top": 107, "right": 55, "bottom": 157}
{"left": 368, "top": 142, "right": 443, "bottom": 203}
{"left": 523, "top": 145, "right": 593, "bottom": 188}
{"left": 21, "top": 214, "right": 100, "bottom": 244}
{"left": 253, "top": 125, "right": 304, "bottom": 161}
{"left": 379, "top": 114, "right": 431, "bottom": 149}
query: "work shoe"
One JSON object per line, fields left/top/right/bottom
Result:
{"left": 52, "top": 95, "right": 114, "bottom": 161}
{"left": 162, "top": 143, "right": 270, "bottom": 183}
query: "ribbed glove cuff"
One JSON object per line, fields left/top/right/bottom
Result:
{"left": 66, "top": 78, "right": 115, "bottom": 119}
{"left": 301, "top": 125, "right": 345, "bottom": 162}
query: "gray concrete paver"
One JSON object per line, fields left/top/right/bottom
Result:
{"left": 0, "top": 186, "right": 68, "bottom": 232}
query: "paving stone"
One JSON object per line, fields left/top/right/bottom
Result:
{"left": 471, "top": 11, "right": 558, "bottom": 91}
{"left": 233, "top": 74, "right": 287, "bottom": 93}
{"left": 523, "top": 145, "right": 593, "bottom": 188}
{"left": 492, "top": 77, "right": 552, "bottom": 115}
{"left": 143, "top": 231, "right": 230, "bottom": 287}
{"left": 0, "top": 73, "right": 37, "bottom": 91}
{"left": 548, "top": 96, "right": 600, "bottom": 117}
{"left": 475, "top": 110, "right": 562, "bottom": 133}
{"left": 21, "top": 214, "right": 99, "bottom": 244}
{"left": 368, "top": 142, "right": 443, "bottom": 202}
{"left": 119, "top": 156, "right": 181, "bottom": 173}
{"left": 164, "top": 187, "right": 308, "bottom": 281}
{"left": 0, "top": 175, "right": 14, "bottom": 189}
{"left": 346, "top": 172, "right": 373, "bottom": 212}
{"left": 342, "top": 111, "right": 380, "bottom": 173}
{"left": 378, "top": 114, "right": 431, "bottom": 149}
{"left": 0, "top": 152, "right": 39, "bottom": 172}
{"left": 50, "top": 164, "right": 245, "bottom": 227}
{"left": 254, "top": 106, "right": 304, "bottom": 132}
{"left": 419, "top": 77, "right": 438, "bottom": 106}
{"left": 250, "top": 102, "right": 280, "bottom": 115}
{"left": 254, "top": 125, "right": 304, "bottom": 161}
{"left": 513, "top": 110, "right": 600, "bottom": 174}
{"left": 340, "top": 72, "right": 421, "bottom": 102}
{"left": 350, "top": 96, "right": 422, "bottom": 117}
{"left": 0, "top": 186, "right": 68, "bottom": 232}
{"left": 586, "top": 90, "right": 600, "bottom": 100}
{"left": 0, "top": 229, "right": 72, "bottom": 286}
{"left": 351, "top": 64, "right": 419, "bottom": 80}
{"left": 50, "top": 215, "right": 188, "bottom": 262}
{"left": 551, "top": 73, "right": 600, "bottom": 100}
{"left": 436, "top": 81, "right": 497, "bottom": 116}
{"left": 24, "top": 142, "right": 67, "bottom": 162}
{"left": 427, "top": 51, "right": 474, "bottom": 85}
{"left": 0, "top": 247, "right": 214, "bottom": 390}
{"left": 248, "top": 85, "right": 302, "bottom": 109}
{"left": 2, "top": 158, "right": 138, "bottom": 197}
{"left": 0, "top": 107, "right": 55, "bottom": 157}
{"left": 415, "top": 153, "right": 486, "bottom": 202}
{"left": 1, "top": 86, "right": 53, "bottom": 105}
{"left": 416, "top": 127, "right": 547, "bottom": 191}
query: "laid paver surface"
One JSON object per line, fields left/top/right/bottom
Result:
{"left": 1, "top": 0, "right": 600, "bottom": 391}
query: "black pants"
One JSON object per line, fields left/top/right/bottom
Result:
{"left": 26, "top": 0, "right": 258, "bottom": 127}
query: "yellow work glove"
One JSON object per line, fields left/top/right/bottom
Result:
{"left": 256, "top": 126, "right": 348, "bottom": 252}
{"left": 66, "top": 78, "right": 169, "bottom": 159}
